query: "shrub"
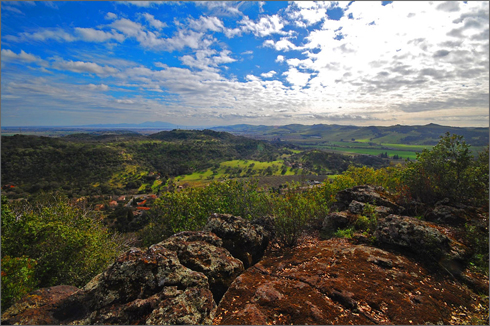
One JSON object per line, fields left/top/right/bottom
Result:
{"left": 401, "top": 133, "right": 488, "bottom": 205}
{"left": 334, "top": 227, "right": 354, "bottom": 239}
{"left": 1, "top": 195, "right": 125, "bottom": 294}
{"left": 139, "top": 179, "right": 272, "bottom": 246}
{"left": 1, "top": 256, "right": 38, "bottom": 311}
{"left": 272, "top": 182, "right": 328, "bottom": 247}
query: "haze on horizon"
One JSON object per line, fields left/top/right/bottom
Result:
{"left": 1, "top": 1, "right": 489, "bottom": 128}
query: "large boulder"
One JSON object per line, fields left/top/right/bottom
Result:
{"left": 203, "top": 213, "right": 270, "bottom": 268}
{"left": 425, "top": 202, "right": 468, "bottom": 227}
{"left": 214, "top": 240, "right": 486, "bottom": 325}
{"left": 375, "top": 214, "right": 470, "bottom": 275}
{"left": 158, "top": 231, "right": 244, "bottom": 302}
{"left": 47, "top": 246, "right": 214, "bottom": 325}
{"left": 1, "top": 285, "right": 78, "bottom": 325}
{"left": 331, "top": 185, "right": 404, "bottom": 214}
{"left": 322, "top": 211, "right": 354, "bottom": 233}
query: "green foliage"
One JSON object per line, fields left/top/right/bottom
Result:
{"left": 401, "top": 133, "right": 488, "bottom": 205}
{"left": 139, "top": 179, "right": 273, "bottom": 246}
{"left": 140, "top": 178, "right": 332, "bottom": 248}
{"left": 1, "top": 195, "right": 124, "bottom": 292}
{"left": 1, "top": 256, "right": 38, "bottom": 312}
{"left": 342, "top": 165, "right": 405, "bottom": 192}
{"left": 465, "top": 223, "right": 489, "bottom": 275}
{"left": 354, "top": 204, "right": 378, "bottom": 234}
{"left": 272, "top": 183, "right": 328, "bottom": 247}
{"left": 334, "top": 227, "right": 354, "bottom": 239}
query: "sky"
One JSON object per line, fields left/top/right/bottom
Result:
{"left": 1, "top": 1, "right": 489, "bottom": 127}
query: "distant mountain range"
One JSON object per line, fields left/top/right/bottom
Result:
{"left": 77, "top": 121, "right": 182, "bottom": 129}
{"left": 3, "top": 122, "right": 488, "bottom": 147}
{"left": 209, "top": 123, "right": 489, "bottom": 147}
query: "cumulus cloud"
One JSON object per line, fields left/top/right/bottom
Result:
{"left": 4, "top": 28, "right": 77, "bottom": 42}
{"left": 142, "top": 13, "right": 167, "bottom": 30}
{"left": 239, "top": 14, "right": 287, "bottom": 37}
{"left": 52, "top": 59, "right": 118, "bottom": 76}
{"left": 261, "top": 70, "right": 277, "bottom": 78}
{"left": 105, "top": 12, "right": 117, "bottom": 20}
{"left": 2, "top": 1, "right": 488, "bottom": 127}
{"left": 286, "top": 1, "right": 333, "bottom": 26}
{"left": 116, "top": 99, "right": 135, "bottom": 104}
{"left": 75, "top": 28, "right": 125, "bottom": 42}
{"left": 87, "top": 84, "right": 109, "bottom": 91}
{"left": 283, "top": 67, "right": 311, "bottom": 88}
{"left": 1, "top": 49, "right": 46, "bottom": 64}
{"left": 195, "top": 1, "right": 243, "bottom": 16}
{"left": 180, "top": 49, "right": 235, "bottom": 70}
{"left": 109, "top": 17, "right": 206, "bottom": 51}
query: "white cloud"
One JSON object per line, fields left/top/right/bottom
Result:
{"left": 264, "top": 38, "right": 302, "bottom": 51}
{"left": 4, "top": 28, "right": 77, "bottom": 42}
{"left": 261, "top": 70, "right": 277, "bottom": 78}
{"left": 87, "top": 84, "right": 109, "bottom": 91}
{"left": 180, "top": 49, "right": 235, "bottom": 70}
{"left": 122, "top": 1, "right": 164, "bottom": 8}
{"left": 1, "top": 49, "right": 45, "bottom": 64}
{"left": 188, "top": 15, "right": 241, "bottom": 38}
{"left": 287, "top": 1, "right": 333, "bottom": 26}
{"left": 2, "top": 5, "right": 24, "bottom": 14}
{"left": 109, "top": 17, "right": 206, "bottom": 51}
{"left": 195, "top": 2, "right": 243, "bottom": 16}
{"left": 52, "top": 59, "right": 118, "bottom": 76}
{"left": 43, "top": 1, "right": 59, "bottom": 9}
{"left": 75, "top": 28, "right": 125, "bottom": 42}
{"left": 116, "top": 99, "right": 135, "bottom": 104}
{"left": 283, "top": 67, "right": 311, "bottom": 88}
{"left": 105, "top": 12, "right": 117, "bottom": 20}
{"left": 142, "top": 13, "right": 167, "bottom": 30}
{"left": 239, "top": 14, "right": 287, "bottom": 37}
{"left": 2, "top": 1, "right": 488, "bottom": 127}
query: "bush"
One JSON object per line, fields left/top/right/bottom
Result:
{"left": 272, "top": 182, "right": 328, "bottom": 247}
{"left": 139, "top": 179, "right": 272, "bottom": 246}
{"left": 401, "top": 133, "right": 488, "bottom": 205}
{"left": 334, "top": 227, "right": 354, "bottom": 239}
{"left": 1, "top": 195, "right": 125, "bottom": 299}
{"left": 1, "top": 256, "right": 38, "bottom": 311}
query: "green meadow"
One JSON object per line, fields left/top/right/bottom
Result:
{"left": 175, "top": 159, "right": 301, "bottom": 186}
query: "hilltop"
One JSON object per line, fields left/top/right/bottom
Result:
{"left": 210, "top": 123, "right": 489, "bottom": 146}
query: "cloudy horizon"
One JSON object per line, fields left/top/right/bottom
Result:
{"left": 1, "top": 1, "right": 489, "bottom": 127}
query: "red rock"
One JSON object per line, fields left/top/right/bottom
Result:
{"left": 1, "top": 285, "right": 79, "bottom": 325}
{"left": 214, "top": 240, "right": 486, "bottom": 325}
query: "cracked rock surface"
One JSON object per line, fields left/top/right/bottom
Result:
{"left": 214, "top": 239, "right": 486, "bottom": 325}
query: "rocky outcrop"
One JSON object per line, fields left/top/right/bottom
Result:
{"left": 375, "top": 214, "right": 470, "bottom": 275}
{"left": 0, "top": 285, "right": 78, "bottom": 325}
{"left": 2, "top": 214, "right": 272, "bottom": 325}
{"left": 2, "top": 244, "right": 219, "bottom": 325}
{"left": 203, "top": 213, "right": 270, "bottom": 268}
{"left": 158, "top": 231, "right": 244, "bottom": 302}
{"left": 54, "top": 245, "right": 216, "bottom": 325}
{"left": 331, "top": 184, "right": 404, "bottom": 214}
{"left": 425, "top": 199, "right": 469, "bottom": 226}
{"left": 322, "top": 211, "right": 354, "bottom": 232}
{"left": 2, "top": 198, "right": 487, "bottom": 325}
{"left": 214, "top": 240, "right": 487, "bottom": 325}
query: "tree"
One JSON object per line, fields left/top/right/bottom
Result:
{"left": 401, "top": 133, "right": 486, "bottom": 205}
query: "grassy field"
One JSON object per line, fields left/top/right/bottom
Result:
{"left": 300, "top": 144, "right": 420, "bottom": 160}
{"left": 174, "top": 159, "right": 303, "bottom": 186}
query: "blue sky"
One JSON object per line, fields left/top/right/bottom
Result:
{"left": 1, "top": 1, "right": 488, "bottom": 127}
